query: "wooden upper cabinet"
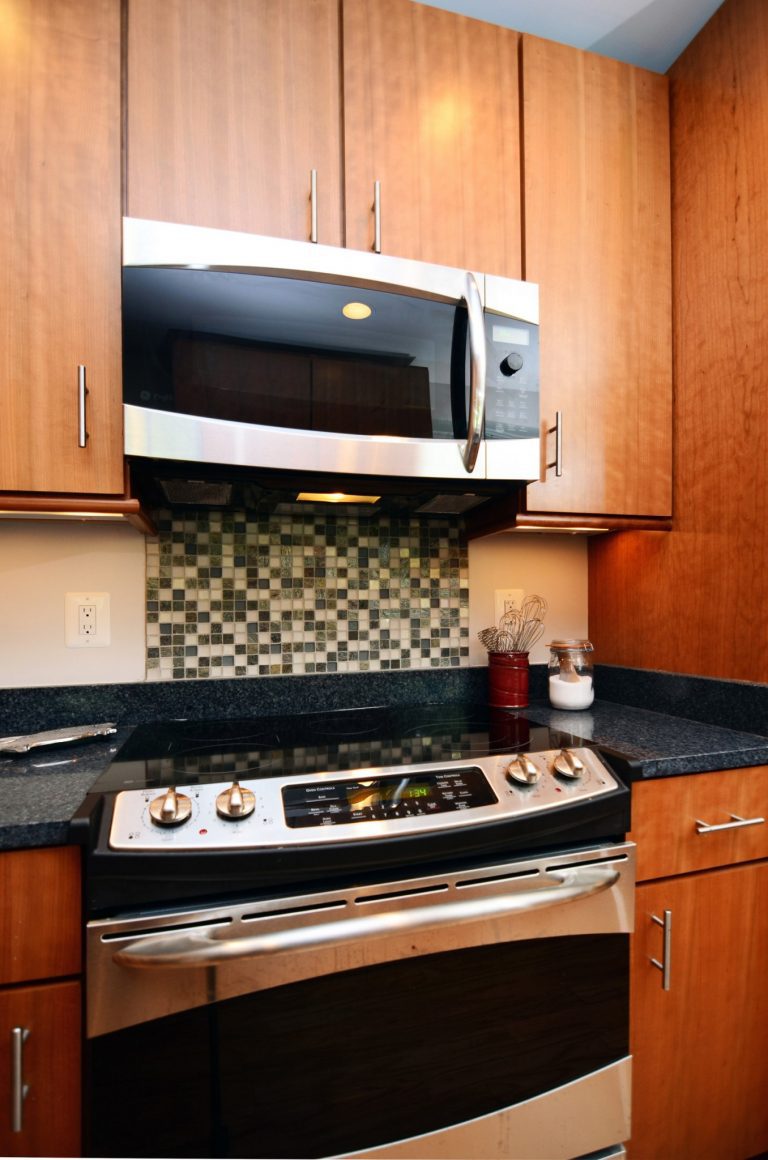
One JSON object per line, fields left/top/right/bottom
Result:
{"left": 342, "top": 0, "right": 522, "bottom": 276}
{"left": 522, "top": 35, "right": 672, "bottom": 517}
{"left": 0, "top": 0, "right": 123, "bottom": 494}
{"left": 126, "top": 0, "right": 344, "bottom": 246}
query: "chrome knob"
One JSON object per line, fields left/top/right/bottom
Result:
{"left": 553, "top": 749, "right": 585, "bottom": 779}
{"left": 149, "top": 786, "right": 192, "bottom": 826}
{"left": 216, "top": 781, "right": 256, "bottom": 820}
{"left": 506, "top": 754, "right": 541, "bottom": 785}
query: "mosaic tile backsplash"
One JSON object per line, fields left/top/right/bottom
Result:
{"left": 146, "top": 510, "right": 470, "bottom": 680}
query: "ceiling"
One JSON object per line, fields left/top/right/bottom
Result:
{"left": 412, "top": 0, "right": 724, "bottom": 73}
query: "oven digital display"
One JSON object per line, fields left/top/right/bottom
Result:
{"left": 282, "top": 767, "right": 497, "bottom": 828}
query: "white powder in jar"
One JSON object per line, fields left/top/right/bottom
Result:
{"left": 548, "top": 673, "right": 594, "bottom": 710}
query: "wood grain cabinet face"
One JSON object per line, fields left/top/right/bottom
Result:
{"left": 342, "top": 0, "right": 522, "bottom": 277}
{"left": 0, "top": 981, "right": 81, "bottom": 1157}
{"left": 126, "top": 0, "right": 344, "bottom": 246}
{"left": 0, "top": 848, "right": 82, "bottom": 1158}
{"left": 628, "top": 769, "right": 768, "bottom": 1160}
{"left": 521, "top": 35, "right": 672, "bottom": 518}
{"left": 0, "top": 0, "right": 124, "bottom": 495}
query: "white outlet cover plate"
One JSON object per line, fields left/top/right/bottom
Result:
{"left": 494, "top": 588, "right": 525, "bottom": 625}
{"left": 65, "top": 591, "right": 111, "bottom": 648}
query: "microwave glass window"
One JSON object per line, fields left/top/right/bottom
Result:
{"left": 123, "top": 268, "right": 538, "bottom": 442}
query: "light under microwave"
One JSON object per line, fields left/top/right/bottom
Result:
{"left": 122, "top": 218, "right": 540, "bottom": 503}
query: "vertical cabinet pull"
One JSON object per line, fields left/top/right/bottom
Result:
{"left": 373, "top": 180, "right": 382, "bottom": 253}
{"left": 650, "top": 909, "right": 672, "bottom": 991}
{"left": 546, "top": 411, "right": 563, "bottom": 476}
{"left": 77, "top": 364, "right": 89, "bottom": 448}
{"left": 309, "top": 169, "right": 318, "bottom": 243}
{"left": 11, "top": 1027, "right": 30, "bottom": 1132}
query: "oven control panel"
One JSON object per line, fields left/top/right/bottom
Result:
{"left": 107, "top": 747, "right": 623, "bottom": 851}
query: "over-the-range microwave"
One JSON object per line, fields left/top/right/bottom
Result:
{"left": 122, "top": 217, "right": 540, "bottom": 515}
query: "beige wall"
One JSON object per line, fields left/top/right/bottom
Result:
{"left": 468, "top": 533, "right": 589, "bottom": 667}
{"left": 0, "top": 522, "right": 146, "bottom": 689}
{"left": 0, "top": 521, "right": 589, "bottom": 688}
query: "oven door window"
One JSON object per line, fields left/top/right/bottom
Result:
{"left": 87, "top": 934, "right": 628, "bottom": 1159}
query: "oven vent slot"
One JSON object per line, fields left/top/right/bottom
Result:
{"left": 241, "top": 899, "right": 347, "bottom": 923}
{"left": 354, "top": 883, "right": 450, "bottom": 905}
{"left": 100, "top": 915, "right": 233, "bottom": 942}
{"left": 544, "top": 853, "right": 629, "bottom": 874}
{"left": 455, "top": 868, "right": 539, "bottom": 889}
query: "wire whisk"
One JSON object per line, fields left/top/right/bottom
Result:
{"left": 477, "top": 594, "right": 548, "bottom": 654}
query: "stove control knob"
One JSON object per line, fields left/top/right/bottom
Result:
{"left": 149, "top": 787, "right": 192, "bottom": 827}
{"left": 553, "top": 749, "right": 585, "bottom": 779}
{"left": 506, "top": 755, "right": 541, "bottom": 785}
{"left": 216, "top": 781, "right": 256, "bottom": 820}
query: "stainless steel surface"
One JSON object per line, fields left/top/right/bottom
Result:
{"left": 107, "top": 747, "right": 622, "bottom": 852}
{"left": 0, "top": 722, "right": 117, "bottom": 755}
{"left": 651, "top": 909, "right": 672, "bottom": 991}
{"left": 148, "top": 787, "right": 192, "bottom": 827}
{"left": 215, "top": 782, "right": 256, "bottom": 819}
{"left": 87, "top": 841, "right": 635, "bottom": 1037}
{"left": 547, "top": 410, "right": 563, "bottom": 477}
{"left": 462, "top": 271, "right": 486, "bottom": 473}
{"left": 373, "top": 179, "right": 382, "bottom": 253}
{"left": 11, "top": 1027, "right": 29, "bottom": 1133}
{"left": 694, "top": 812, "right": 765, "bottom": 834}
{"left": 77, "top": 364, "right": 88, "bottom": 448}
{"left": 338, "top": 1057, "right": 632, "bottom": 1160}
{"left": 112, "top": 863, "right": 620, "bottom": 970}
{"left": 310, "top": 168, "right": 318, "bottom": 243}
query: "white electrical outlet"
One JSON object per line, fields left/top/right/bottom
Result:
{"left": 65, "top": 592, "right": 111, "bottom": 648}
{"left": 494, "top": 588, "right": 525, "bottom": 625}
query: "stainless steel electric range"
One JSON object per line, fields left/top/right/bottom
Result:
{"left": 76, "top": 703, "right": 634, "bottom": 1160}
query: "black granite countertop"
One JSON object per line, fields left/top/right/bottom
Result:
{"left": 2, "top": 679, "right": 768, "bottom": 851}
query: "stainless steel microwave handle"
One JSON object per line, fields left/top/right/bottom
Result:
{"left": 111, "top": 864, "right": 618, "bottom": 971}
{"left": 462, "top": 271, "right": 486, "bottom": 473}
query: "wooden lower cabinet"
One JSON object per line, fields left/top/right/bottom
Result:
{"left": 631, "top": 863, "right": 768, "bottom": 1159}
{"left": 0, "top": 980, "right": 81, "bottom": 1157}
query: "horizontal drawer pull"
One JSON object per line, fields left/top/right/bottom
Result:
{"left": 694, "top": 813, "right": 765, "bottom": 834}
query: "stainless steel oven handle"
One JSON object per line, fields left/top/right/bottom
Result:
{"left": 462, "top": 270, "right": 486, "bottom": 473}
{"left": 111, "top": 864, "right": 619, "bottom": 970}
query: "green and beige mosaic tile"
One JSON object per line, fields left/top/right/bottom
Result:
{"left": 145, "top": 510, "right": 470, "bottom": 681}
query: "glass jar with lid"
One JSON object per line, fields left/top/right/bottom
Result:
{"left": 547, "top": 640, "right": 594, "bottom": 710}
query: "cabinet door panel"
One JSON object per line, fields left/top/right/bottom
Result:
{"left": 630, "top": 766, "right": 768, "bottom": 881}
{"left": 0, "top": 981, "right": 80, "bottom": 1157}
{"left": 0, "top": 848, "right": 81, "bottom": 986}
{"left": 522, "top": 35, "right": 672, "bottom": 517}
{"left": 342, "top": 0, "right": 521, "bottom": 277}
{"left": 126, "top": 0, "right": 343, "bottom": 246}
{"left": 631, "top": 865, "right": 768, "bottom": 1160}
{"left": 0, "top": 0, "right": 123, "bottom": 494}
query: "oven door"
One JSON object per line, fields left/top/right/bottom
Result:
{"left": 86, "top": 841, "right": 634, "bottom": 1160}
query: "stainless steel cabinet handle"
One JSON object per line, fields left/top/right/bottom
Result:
{"left": 11, "top": 1027, "right": 30, "bottom": 1132}
{"left": 695, "top": 813, "right": 765, "bottom": 834}
{"left": 112, "top": 864, "right": 618, "bottom": 970}
{"left": 546, "top": 411, "right": 563, "bottom": 476}
{"left": 650, "top": 909, "right": 672, "bottom": 991}
{"left": 462, "top": 271, "right": 487, "bottom": 473}
{"left": 309, "top": 169, "right": 318, "bottom": 243}
{"left": 373, "top": 180, "right": 382, "bottom": 253}
{"left": 77, "top": 364, "right": 88, "bottom": 448}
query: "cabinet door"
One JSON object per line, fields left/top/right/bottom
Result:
{"left": 0, "top": 0, "right": 123, "bottom": 494}
{"left": 126, "top": 0, "right": 343, "bottom": 246}
{"left": 0, "top": 981, "right": 80, "bottom": 1157}
{"left": 0, "top": 848, "right": 81, "bottom": 986}
{"left": 631, "top": 864, "right": 768, "bottom": 1159}
{"left": 522, "top": 35, "right": 672, "bottom": 517}
{"left": 342, "top": 0, "right": 521, "bottom": 276}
